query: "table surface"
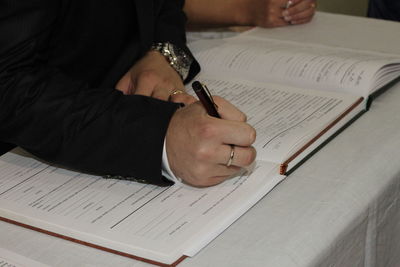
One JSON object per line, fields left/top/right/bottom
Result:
{"left": 1, "top": 12, "right": 400, "bottom": 267}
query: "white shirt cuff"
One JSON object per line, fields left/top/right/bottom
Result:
{"left": 161, "top": 138, "right": 182, "bottom": 184}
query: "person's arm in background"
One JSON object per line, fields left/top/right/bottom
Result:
{"left": 184, "top": 0, "right": 316, "bottom": 28}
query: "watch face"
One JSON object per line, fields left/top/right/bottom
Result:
{"left": 152, "top": 42, "right": 193, "bottom": 80}
{"left": 166, "top": 43, "right": 193, "bottom": 80}
{"left": 169, "top": 44, "right": 191, "bottom": 68}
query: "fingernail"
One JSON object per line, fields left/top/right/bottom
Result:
{"left": 284, "top": 16, "right": 291, "bottom": 21}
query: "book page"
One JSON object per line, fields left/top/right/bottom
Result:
{"left": 0, "top": 151, "right": 283, "bottom": 265}
{"left": 188, "top": 77, "right": 361, "bottom": 163}
{"left": 0, "top": 248, "right": 49, "bottom": 267}
{"left": 190, "top": 35, "right": 400, "bottom": 98}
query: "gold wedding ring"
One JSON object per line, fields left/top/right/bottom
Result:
{"left": 170, "top": 89, "right": 185, "bottom": 96}
{"left": 226, "top": 145, "right": 235, "bottom": 167}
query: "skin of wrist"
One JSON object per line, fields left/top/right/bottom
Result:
{"left": 147, "top": 50, "right": 183, "bottom": 80}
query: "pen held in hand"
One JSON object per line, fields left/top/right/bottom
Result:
{"left": 192, "top": 81, "right": 221, "bottom": 118}
{"left": 192, "top": 81, "right": 238, "bottom": 169}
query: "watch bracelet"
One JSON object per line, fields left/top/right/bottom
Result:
{"left": 150, "top": 42, "right": 192, "bottom": 80}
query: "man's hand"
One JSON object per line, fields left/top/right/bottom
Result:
{"left": 166, "top": 96, "right": 257, "bottom": 187}
{"left": 116, "top": 51, "right": 195, "bottom": 104}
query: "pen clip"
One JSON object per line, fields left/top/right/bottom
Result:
{"left": 201, "top": 83, "right": 218, "bottom": 109}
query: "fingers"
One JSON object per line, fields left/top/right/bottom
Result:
{"left": 258, "top": 13, "right": 290, "bottom": 28}
{"left": 152, "top": 86, "right": 176, "bottom": 100}
{"left": 182, "top": 160, "right": 245, "bottom": 187}
{"left": 134, "top": 70, "right": 176, "bottom": 100}
{"left": 282, "top": 0, "right": 316, "bottom": 24}
{"left": 193, "top": 96, "right": 255, "bottom": 145}
{"left": 216, "top": 145, "right": 257, "bottom": 168}
{"left": 193, "top": 114, "right": 256, "bottom": 148}
{"left": 169, "top": 92, "right": 197, "bottom": 105}
{"left": 134, "top": 71, "right": 160, "bottom": 96}
{"left": 218, "top": 119, "right": 256, "bottom": 146}
{"left": 183, "top": 144, "right": 256, "bottom": 187}
{"left": 126, "top": 50, "right": 186, "bottom": 101}
{"left": 115, "top": 71, "right": 136, "bottom": 95}
{"left": 124, "top": 68, "right": 195, "bottom": 105}
{"left": 166, "top": 101, "right": 257, "bottom": 187}
{"left": 212, "top": 96, "right": 247, "bottom": 122}
{"left": 194, "top": 142, "right": 256, "bottom": 168}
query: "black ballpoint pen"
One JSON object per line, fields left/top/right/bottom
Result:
{"left": 192, "top": 81, "right": 221, "bottom": 118}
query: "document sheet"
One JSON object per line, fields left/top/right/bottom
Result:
{"left": 189, "top": 77, "right": 360, "bottom": 163}
{"left": 0, "top": 248, "right": 49, "bottom": 267}
{"left": 190, "top": 35, "right": 400, "bottom": 97}
{"left": 0, "top": 151, "right": 283, "bottom": 264}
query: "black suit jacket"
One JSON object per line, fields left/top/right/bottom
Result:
{"left": 0, "top": 0, "right": 200, "bottom": 185}
{"left": 368, "top": 0, "right": 400, "bottom": 21}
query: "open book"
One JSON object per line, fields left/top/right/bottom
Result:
{"left": 1, "top": 26, "right": 400, "bottom": 267}
{"left": 187, "top": 27, "right": 400, "bottom": 174}
{"left": 0, "top": 149, "right": 284, "bottom": 267}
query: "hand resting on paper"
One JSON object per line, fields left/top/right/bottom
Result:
{"left": 116, "top": 50, "right": 195, "bottom": 105}
{"left": 165, "top": 96, "right": 257, "bottom": 187}
{"left": 184, "top": 0, "right": 316, "bottom": 28}
{"left": 280, "top": 0, "right": 317, "bottom": 25}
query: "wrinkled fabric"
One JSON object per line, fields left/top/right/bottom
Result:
{"left": 368, "top": 0, "right": 400, "bottom": 21}
{"left": 0, "top": 0, "right": 200, "bottom": 185}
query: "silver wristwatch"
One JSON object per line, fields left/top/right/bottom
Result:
{"left": 151, "top": 42, "right": 193, "bottom": 81}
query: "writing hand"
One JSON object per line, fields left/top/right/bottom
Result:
{"left": 166, "top": 96, "right": 256, "bottom": 187}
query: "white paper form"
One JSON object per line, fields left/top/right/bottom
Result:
{"left": 0, "top": 151, "right": 283, "bottom": 264}
{"left": 191, "top": 36, "right": 400, "bottom": 98}
{"left": 0, "top": 248, "right": 49, "bottom": 267}
{"left": 188, "top": 77, "right": 360, "bottom": 163}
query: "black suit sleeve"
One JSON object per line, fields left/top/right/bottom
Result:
{"left": 153, "top": 0, "right": 200, "bottom": 82}
{"left": 0, "top": 0, "right": 181, "bottom": 186}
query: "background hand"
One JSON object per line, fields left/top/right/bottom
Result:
{"left": 115, "top": 51, "right": 195, "bottom": 105}
{"left": 166, "top": 96, "right": 257, "bottom": 187}
{"left": 245, "top": 0, "right": 290, "bottom": 27}
{"left": 241, "top": 0, "right": 316, "bottom": 27}
{"left": 282, "top": 0, "right": 316, "bottom": 25}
